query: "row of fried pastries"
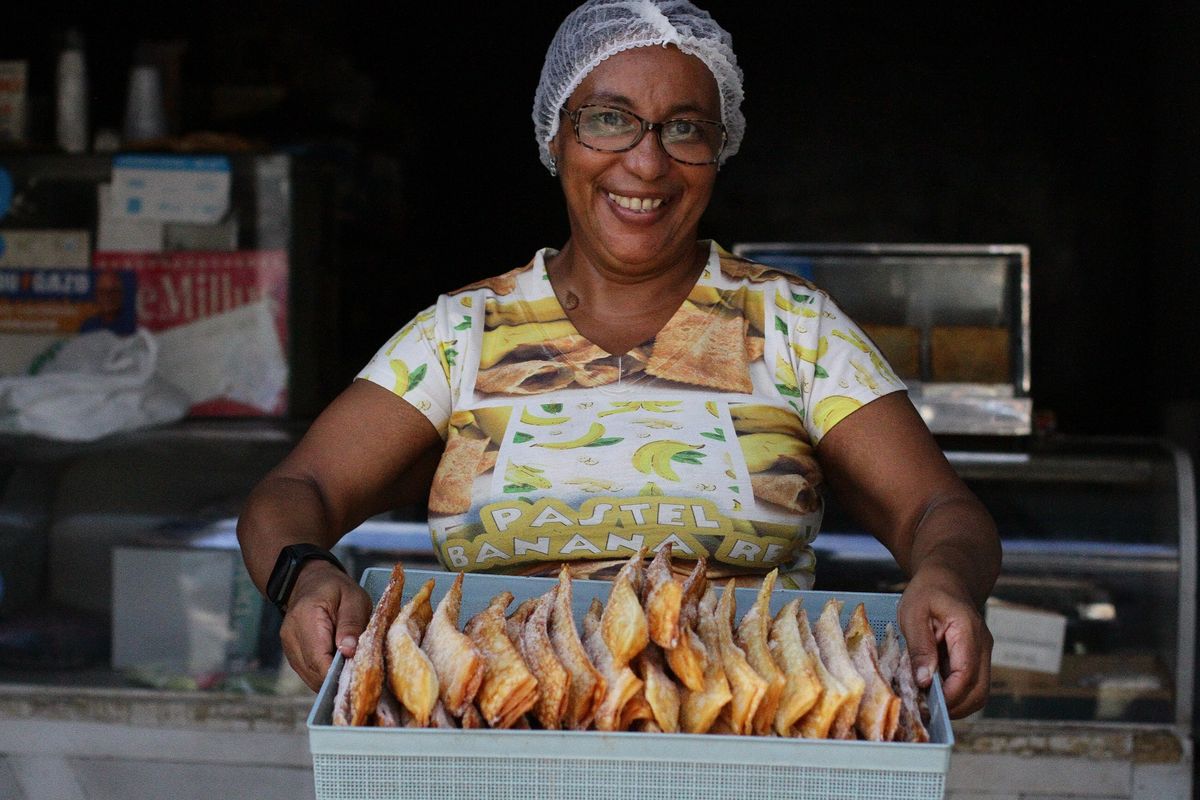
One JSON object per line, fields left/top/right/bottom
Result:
{"left": 332, "top": 547, "right": 929, "bottom": 742}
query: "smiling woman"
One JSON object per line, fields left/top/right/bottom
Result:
{"left": 237, "top": 0, "right": 1001, "bottom": 722}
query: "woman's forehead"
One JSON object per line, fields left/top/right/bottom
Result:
{"left": 569, "top": 46, "right": 720, "bottom": 117}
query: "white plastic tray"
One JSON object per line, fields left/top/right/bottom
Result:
{"left": 307, "top": 568, "right": 953, "bottom": 800}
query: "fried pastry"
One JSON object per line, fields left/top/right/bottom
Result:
{"left": 460, "top": 704, "right": 487, "bottom": 729}
{"left": 464, "top": 591, "right": 539, "bottom": 729}
{"left": 880, "top": 625, "right": 930, "bottom": 743}
{"left": 619, "top": 691, "right": 656, "bottom": 731}
{"left": 332, "top": 658, "right": 353, "bottom": 727}
{"left": 423, "top": 573, "right": 485, "bottom": 717}
{"left": 430, "top": 700, "right": 457, "bottom": 729}
{"left": 550, "top": 566, "right": 606, "bottom": 730}
{"left": 505, "top": 598, "right": 537, "bottom": 646}
{"left": 519, "top": 588, "right": 570, "bottom": 729}
{"left": 813, "top": 600, "right": 865, "bottom": 739}
{"left": 348, "top": 563, "right": 406, "bottom": 726}
{"left": 635, "top": 643, "right": 681, "bottom": 733}
{"left": 715, "top": 581, "right": 768, "bottom": 735}
{"left": 601, "top": 549, "right": 649, "bottom": 666}
{"left": 768, "top": 598, "right": 821, "bottom": 735}
{"left": 665, "top": 557, "right": 708, "bottom": 693}
{"left": 679, "top": 586, "right": 732, "bottom": 734}
{"left": 584, "top": 598, "right": 644, "bottom": 732}
{"left": 737, "top": 570, "right": 787, "bottom": 736}
{"left": 845, "top": 604, "right": 900, "bottom": 741}
{"left": 385, "top": 578, "right": 438, "bottom": 726}
{"left": 374, "top": 684, "right": 405, "bottom": 728}
{"left": 644, "top": 544, "right": 683, "bottom": 649}
{"left": 795, "top": 604, "right": 850, "bottom": 739}
{"left": 877, "top": 623, "right": 900, "bottom": 685}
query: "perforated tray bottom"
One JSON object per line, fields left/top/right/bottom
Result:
{"left": 313, "top": 754, "right": 946, "bottom": 800}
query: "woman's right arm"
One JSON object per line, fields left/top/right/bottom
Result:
{"left": 237, "top": 378, "right": 443, "bottom": 690}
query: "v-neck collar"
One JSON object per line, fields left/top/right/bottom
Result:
{"left": 528, "top": 241, "right": 722, "bottom": 361}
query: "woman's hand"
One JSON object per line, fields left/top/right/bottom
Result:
{"left": 897, "top": 564, "right": 994, "bottom": 718}
{"left": 279, "top": 559, "right": 373, "bottom": 691}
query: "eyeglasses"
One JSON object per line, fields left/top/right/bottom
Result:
{"left": 560, "top": 104, "right": 726, "bottom": 166}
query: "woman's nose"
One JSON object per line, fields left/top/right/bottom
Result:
{"left": 622, "top": 127, "right": 672, "bottom": 180}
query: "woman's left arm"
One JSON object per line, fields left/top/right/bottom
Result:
{"left": 815, "top": 391, "right": 1002, "bottom": 718}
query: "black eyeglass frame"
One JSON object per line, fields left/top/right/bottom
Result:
{"left": 560, "top": 104, "right": 727, "bottom": 166}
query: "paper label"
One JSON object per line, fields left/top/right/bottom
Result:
{"left": 987, "top": 602, "right": 1067, "bottom": 674}
{"left": 111, "top": 154, "right": 232, "bottom": 224}
{"left": 0, "top": 230, "right": 90, "bottom": 268}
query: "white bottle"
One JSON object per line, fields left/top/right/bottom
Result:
{"left": 55, "top": 29, "right": 89, "bottom": 154}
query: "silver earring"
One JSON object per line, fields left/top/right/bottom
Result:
{"left": 549, "top": 157, "right": 557, "bottom": 177}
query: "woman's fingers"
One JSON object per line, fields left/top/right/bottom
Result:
{"left": 939, "top": 614, "right": 993, "bottom": 717}
{"left": 280, "top": 565, "right": 371, "bottom": 691}
{"left": 898, "top": 579, "right": 993, "bottom": 719}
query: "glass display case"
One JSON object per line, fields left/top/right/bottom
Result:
{"left": 814, "top": 436, "right": 1195, "bottom": 727}
{"left": 732, "top": 243, "right": 1032, "bottom": 435}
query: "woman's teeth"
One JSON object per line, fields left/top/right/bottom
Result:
{"left": 608, "top": 192, "right": 664, "bottom": 212}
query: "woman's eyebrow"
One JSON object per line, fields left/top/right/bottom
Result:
{"left": 578, "top": 91, "right": 714, "bottom": 117}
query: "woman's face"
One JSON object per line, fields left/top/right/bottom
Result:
{"left": 551, "top": 45, "right": 721, "bottom": 275}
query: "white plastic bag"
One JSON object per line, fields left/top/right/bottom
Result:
{"left": 0, "top": 329, "right": 190, "bottom": 441}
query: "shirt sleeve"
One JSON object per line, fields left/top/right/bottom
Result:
{"left": 355, "top": 302, "right": 454, "bottom": 439}
{"left": 775, "top": 282, "right": 907, "bottom": 444}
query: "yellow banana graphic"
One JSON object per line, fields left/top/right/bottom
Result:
{"left": 520, "top": 407, "right": 569, "bottom": 426}
{"left": 744, "top": 290, "right": 765, "bottom": 334}
{"left": 485, "top": 296, "right": 567, "bottom": 327}
{"left": 687, "top": 285, "right": 723, "bottom": 306}
{"left": 534, "top": 422, "right": 606, "bottom": 449}
{"left": 389, "top": 359, "right": 409, "bottom": 394}
{"left": 598, "top": 400, "right": 682, "bottom": 417}
{"left": 850, "top": 358, "right": 878, "bottom": 391}
{"left": 791, "top": 337, "right": 829, "bottom": 365}
{"left": 505, "top": 463, "right": 551, "bottom": 489}
{"left": 449, "top": 410, "right": 476, "bottom": 430}
{"left": 775, "top": 292, "right": 818, "bottom": 317}
{"left": 639, "top": 481, "right": 664, "bottom": 496}
{"left": 633, "top": 440, "right": 705, "bottom": 482}
{"left": 738, "top": 432, "right": 814, "bottom": 473}
{"left": 833, "top": 328, "right": 900, "bottom": 384}
{"left": 705, "top": 401, "right": 719, "bottom": 417}
{"left": 480, "top": 320, "right": 576, "bottom": 369}
{"left": 775, "top": 355, "right": 800, "bottom": 390}
{"left": 471, "top": 406, "right": 512, "bottom": 441}
{"left": 731, "top": 404, "right": 806, "bottom": 437}
{"left": 812, "top": 395, "right": 863, "bottom": 435}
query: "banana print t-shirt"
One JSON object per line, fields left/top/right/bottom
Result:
{"left": 357, "top": 242, "right": 904, "bottom": 588}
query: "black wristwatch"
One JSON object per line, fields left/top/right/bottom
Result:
{"left": 265, "top": 543, "right": 347, "bottom": 615}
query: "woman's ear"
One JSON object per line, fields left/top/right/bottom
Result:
{"left": 548, "top": 134, "right": 564, "bottom": 174}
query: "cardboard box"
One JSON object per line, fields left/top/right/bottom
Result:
{"left": 986, "top": 598, "right": 1067, "bottom": 674}
{"left": 0, "top": 61, "right": 26, "bottom": 143}
{"left": 111, "top": 536, "right": 262, "bottom": 677}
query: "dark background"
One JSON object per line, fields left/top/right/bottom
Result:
{"left": 3, "top": 1, "right": 1198, "bottom": 442}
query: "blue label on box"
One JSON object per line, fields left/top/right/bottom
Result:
{"left": 0, "top": 167, "right": 12, "bottom": 221}
{"left": 112, "top": 154, "right": 231, "bottom": 174}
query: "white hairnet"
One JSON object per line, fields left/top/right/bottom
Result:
{"left": 533, "top": 0, "right": 745, "bottom": 172}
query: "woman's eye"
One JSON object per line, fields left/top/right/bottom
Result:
{"left": 585, "top": 109, "right": 635, "bottom": 133}
{"left": 663, "top": 120, "right": 700, "bottom": 142}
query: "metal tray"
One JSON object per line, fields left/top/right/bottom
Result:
{"left": 307, "top": 568, "right": 953, "bottom": 800}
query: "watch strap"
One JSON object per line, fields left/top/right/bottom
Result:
{"left": 265, "top": 543, "right": 346, "bottom": 614}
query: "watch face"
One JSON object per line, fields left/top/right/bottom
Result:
{"left": 266, "top": 545, "right": 344, "bottom": 611}
{"left": 266, "top": 547, "right": 297, "bottom": 605}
